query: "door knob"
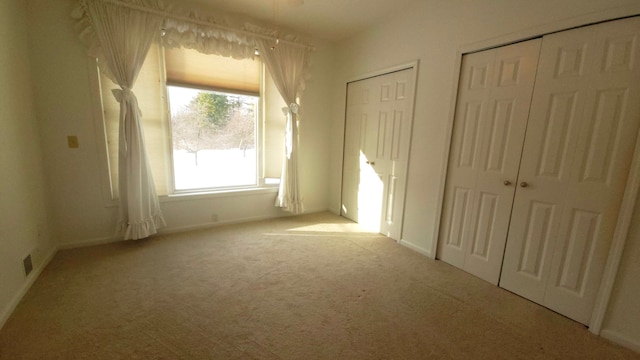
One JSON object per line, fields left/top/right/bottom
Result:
{"left": 504, "top": 180, "right": 512, "bottom": 186}
{"left": 520, "top": 182, "right": 529, "bottom": 188}
{"left": 366, "top": 161, "right": 375, "bottom": 166}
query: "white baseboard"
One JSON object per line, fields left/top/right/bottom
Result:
{"left": 302, "top": 207, "right": 330, "bottom": 215}
{"left": 161, "top": 207, "right": 329, "bottom": 235}
{"left": 600, "top": 329, "right": 640, "bottom": 354}
{"left": 159, "top": 213, "right": 287, "bottom": 235}
{"left": 0, "top": 245, "right": 58, "bottom": 330}
{"left": 58, "top": 235, "right": 117, "bottom": 250}
{"left": 59, "top": 209, "right": 332, "bottom": 249}
{"left": 399, "top": 238, "right": 432, "bottom": 258}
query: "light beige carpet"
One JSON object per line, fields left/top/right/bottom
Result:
{"left": 0, "top": 212, "right": 638, "bottom": 359}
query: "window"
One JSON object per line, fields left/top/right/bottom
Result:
{"left": 164, "top": 47, "right": 261, "bottom": 192}
{"left": 97, "top": 41, "right": 285, "bottom": 199}
{"left": 168, "top": 86, "right": 259, "bottom": 190}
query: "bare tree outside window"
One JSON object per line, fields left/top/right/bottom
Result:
{"left": 169, "top": 86, "right": 258, "bottom": 190}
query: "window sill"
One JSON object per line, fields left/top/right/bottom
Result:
{"left": 162, "top": 185, "right": 279, "bottom": 203}
{"left": 103, "top": 184, "right": 280, "bottom": 208}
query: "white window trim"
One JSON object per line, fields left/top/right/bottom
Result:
{"left": 89, "top": 51, "right": 280, "bottom": 208}
{"left": 164, "top": 72, "right": 264, "bottom": 194}
{"left": 87, "top": 57, "right": 118, "bottom": 207}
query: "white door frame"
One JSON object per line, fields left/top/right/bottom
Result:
{"left": 340, "top": 60, "right": 420, "bottom": 244}
{"left": 431, "top": 7, "right": 640, "bottom": 335}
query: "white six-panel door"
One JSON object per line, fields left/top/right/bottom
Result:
{"left": 499, "top": 16, "right": 640, "bottom": 325}
{"left": 342, "top": 80, "right": 367, "bottom": 224}
{"left": 437, "top": 39, "right": 541, "bottom": 284}
{"left": 341, "top": 68, "right": 415, "bottom": 241}
{"left": 439, "top": 17, "right": 640, "bottom": 325}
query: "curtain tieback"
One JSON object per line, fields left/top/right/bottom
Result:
{"left": 113, "top": 87, "right": 143, "bottom": 155}
{"left": 288, "top": 103, "right": 299, "bottom": 114}
{"left": 112, "top": 87, "right": 143, "bottom": 118}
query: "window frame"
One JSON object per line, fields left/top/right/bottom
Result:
{"left": 89, "top": 44, "right": 281, "bottom": 207}
{"left": 165, "top": 83, "right": 263, "bottom": 194}
{"left": 162, "top": 45, "right": 270, "bottom": 195}
{"left": 88, "top": 57, "right": 118, "bottom": 206}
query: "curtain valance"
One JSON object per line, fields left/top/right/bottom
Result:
{"left": 72, "top": 0, "right": 313, "bottom": 66}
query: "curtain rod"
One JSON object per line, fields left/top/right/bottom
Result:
{"left": 102, "top": 0, "right": 311, "bottom": 49}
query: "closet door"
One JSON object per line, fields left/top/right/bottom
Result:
{"left": 437, "top": 39, "right": 541, "bottom": 284}
{"left": 341, "top": 68, "right": 415, "bottom": 240}
{"left": 499, "top": 17, "right": 640, "bottom": 325}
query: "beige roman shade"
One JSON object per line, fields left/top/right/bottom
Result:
{"left": 164, "top": 47, "right": 261, "bottom": 95}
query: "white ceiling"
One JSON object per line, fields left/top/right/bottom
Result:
{"left": 178, "top": 0, "right": 422, "bottom": 41}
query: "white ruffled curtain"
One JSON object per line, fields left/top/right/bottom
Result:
{"left": 255, "top": 39, "right": 310, "bottom": 214}
{"left": 162, "top": 15, "right": 312, "bottom": 214}
{"left": 161, "top": 18, "right": 257, "bottom": 60}
{"left": 78, "top": 0, "right": 166, "bottom": 239}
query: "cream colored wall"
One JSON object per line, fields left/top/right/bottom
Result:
{"left": 28, "top": 0, "right": 115, "bottom": 246}
{"left": 26, "top": 0, "right": 333, "bottom": 247}
{"left": 330, "top": 0, "right": 640, "bottom": 351}
{"left": 0, "top": 0, "right": 56, "bottom": 327}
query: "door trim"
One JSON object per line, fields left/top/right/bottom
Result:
{"left": 345, "top": 60, "right": 419, "bottom": 85}
{"left": 432, "top": 13, "right": 640, "bottom": 334}
{"left": 589, "top": 131, "right": 640, "bottom": 333}
{"left": 340, "top": 60, "right": 420, "bottom": 243}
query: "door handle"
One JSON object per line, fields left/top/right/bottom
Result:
{"left": 504, "top": 180, "right": 512, "bottom": 186}
{"left": 366, "top": 161, "right": 376, "bottom": 166}
{"left": 520, "top": 182, "right": 529, "bottom": 188}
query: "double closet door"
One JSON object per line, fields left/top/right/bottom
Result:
{"left": 341, "top": 68, "right": 415, "bottom": 240}
{"left": 438, "top": 17, "right": 640, "bottom": 325}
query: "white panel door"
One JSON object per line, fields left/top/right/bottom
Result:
{"left": 358, "top": 75, "right": 385, "bottom": 231}
{"left": 341, "top": 68, "right": 415, "bottom": 240}
{"left": 342, "top": 80, "right": 367, "bottom": 223}
{"left": 499, "top": 17, "right": 640, "bottom": 324}
{"left": 378, "top": 69, "right": 414, "bottom": 239}
{"left": 437, "top": 39, "right": 541, "bottom": 284}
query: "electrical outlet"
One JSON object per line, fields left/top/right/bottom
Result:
{"left": 67, "top": 135, "right": 79, "bottom": 148}
{"left": 23, "top": 254, "right": 33, "bottom": 277}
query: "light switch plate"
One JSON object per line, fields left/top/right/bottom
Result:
{"left": 67, "top": 136, "right": 79, "bottom": 148}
